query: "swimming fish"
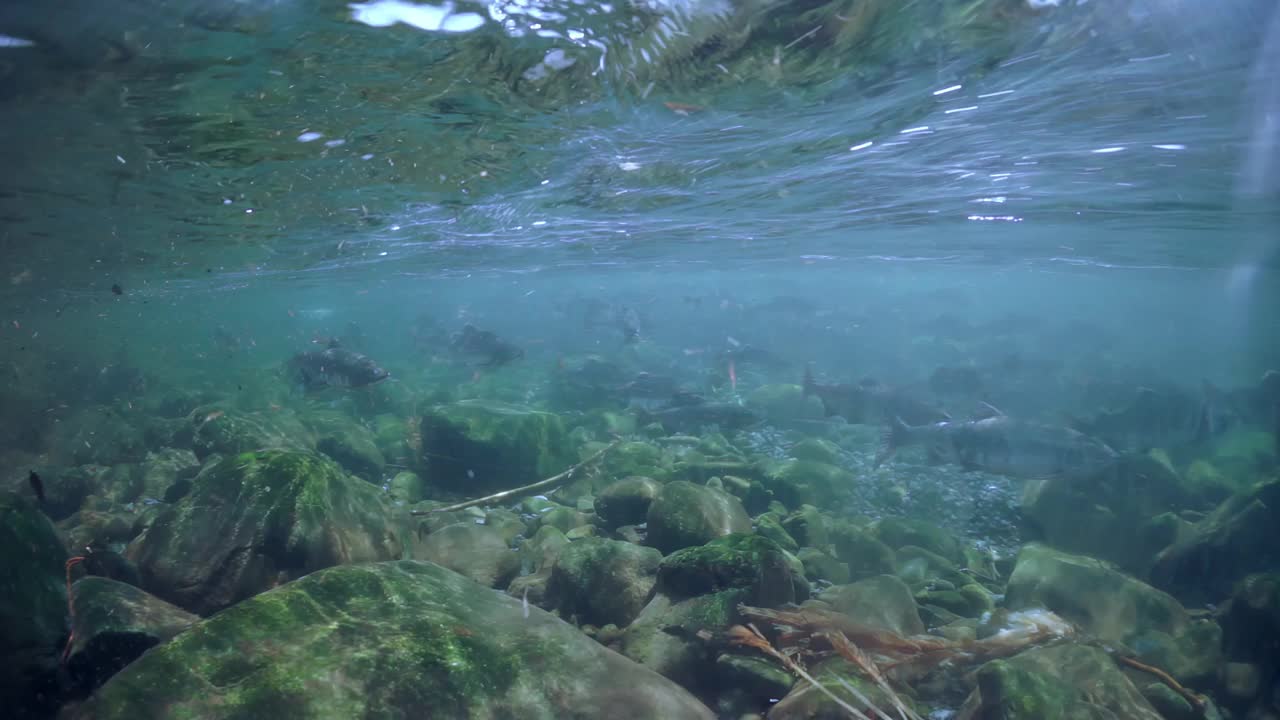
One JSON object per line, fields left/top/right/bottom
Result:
{"left": 877, "top": 404, "right": 1118, "bottom": 480}
{"left": 288, "top": 340, "right": 390, "bottom": 390}
{"left": 804, "top": 365, "right": 950, "bottom": 426}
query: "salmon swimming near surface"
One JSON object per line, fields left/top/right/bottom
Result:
{"left": 876, "top": 404, "right": 1118, "bottom": 480}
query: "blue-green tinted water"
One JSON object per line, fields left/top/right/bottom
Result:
{"left": 1, "top": 1, "right": 1279, "bottom": 719}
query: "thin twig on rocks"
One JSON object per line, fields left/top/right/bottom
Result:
{"left": 409, "top": 440, "right": 620, "bottom": 515}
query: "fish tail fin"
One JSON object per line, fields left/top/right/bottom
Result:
{"left": 802, "top": 364, "right": 817, "bottom": 397}
{"left": 875, "top": 417, "right": 912, "bottom": 469}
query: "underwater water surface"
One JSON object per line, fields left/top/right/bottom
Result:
{"left": 1, "top": 1, "right": 1279, "bottom": 719}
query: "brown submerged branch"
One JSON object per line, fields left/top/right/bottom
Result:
{"left": 727, "top": 624, "right": 880, "bottom": 720}
{"left": 1115, "top": 655, "right": 1207, "bottom": 714}
{"left": 409, "top": 440, "right": 620, "bottom": 515}
{"left": 735, "top": 604, "right": 1075, "bottom": 719}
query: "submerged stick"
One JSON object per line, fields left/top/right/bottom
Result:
{"left": 409, "top": 440, "right": 620, "bottom": 515}
{"left": 1115, "top": 655, "right": 1207, "bottom": 714}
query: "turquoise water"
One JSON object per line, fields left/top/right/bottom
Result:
{"left": 2, "top": 1, "right": 1279, "bottom": 719}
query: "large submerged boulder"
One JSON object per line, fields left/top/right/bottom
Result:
{"left": 66, "top": 561, "right": 716, "bottom": 720}
{"left": 1021, "top": 454, "right": 1196, "bottom": 575}
{"left": 418, "top": 401, "right": 573, "bottom": 494}
{"left": 957, "top": 643, "right": 1164, "bottom": 720}
{"left": 546, "top": 537, "right": 662, "bottom": 627}
{"left": 1151, "top": 479, "right": 1280, "bottom": 607}
{"left": 64, "top": 577, "right": 198, "bottom": 695}
{"left": 0, "top": 492, "right": 68, "bottom": 718}
{"left": 128, "top": 450, "right": 402, "bottom": 615}
{"left": 646, "top": 481, "right": 752, "bottom": 554}
{"left": 1006, "top": 543, "right": 1221, "bottom": 683}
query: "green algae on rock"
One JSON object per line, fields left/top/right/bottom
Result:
{"left": 306, "top": 410, "right": 387, "bottom": 482}
{"left": 65, "top": 576, "right": 198, "bottom": 695}
{"left": 129, "top": 450, "right": 402, "bottom": 615}
{"left": 829, "top": 522, "right": 898, "bottom": 582}
{"left": 183, "top": 406, "right": 316, "bottom": 460}
{"left": 768, "top": 657, "right": 917, "bottom": 720}
{"left": 1006, "top": 543, "right": 1221, "bottom": 684}
{"left": 817, "top": 574, "right": 926, "bottom": 637}
{"left": 646, "top": 481, "right": 753, "bottom": 554}
{"left": 1021, "top": 453, "right": 1197, "bottom": 576}
{"left": 546, "top": 537, "right": 662, "bottom": 627}
{"left": 0, "top": 492, "right": 68, "bottom": 717}
{"left": 594, "top": 475, "right": 663, "bottom": 529}
{"left": 658, "top": 533, "right": 804, "bottom": 607}
{"left": 1151, "top": 479, "right": 1280, "bottom": 608}
{"left": 956, "top": 644, "right": 1164, "bottom": 720}
{"left": 758, "top": 458, "right": 854, "bottom": 509}
{"left": 418, "top": 400, "right": 573, "bottom": 494}
{"left": 66, "top": 561, "right": 715, "bottom": 720}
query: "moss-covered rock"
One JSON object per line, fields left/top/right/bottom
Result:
{"left": 1006, "top": 544, "right": 1221, "bottom": 683}
{"left": 307, "top": 411, "right": 386, "bottom": 482}
{"left": 957, "top": 644, "right": 1164, "bottom": 720}
{"left": 600, "top": 441, "right": 670, "bottom": 481}
{"left": 66, "top": 561, "right": 715, "bottom": 720}
{"left": 797, "top": 547, "right": 850, "bottom": 585}
{"left": 128, "top": 450, "right": 402, "bottom": 615}
{"left": 619, "top": 589, "right": 746, "bottom": 690}
{"left": 594, "top": 475, "right": 662, "bottom": 529}
{"left": 646, "top": 481, "right": 752, "bottom": 555}
{"left": 782, "top": 505, "right": 830, "bottom": 549}
{"left": 658, "top": 534, "right": 803, "bottom": 607}
{"left": 1208, "top": 428, "right": 1277, "bottom": 482}
{"left": 1021, "top": 454, "right": 1196, "bottom": 576}
{"left": 537, "top": 506, "right": 590, "bottom": 534}
{"left": 415, "top": 522, "right": 520, "bottom": 589}
{"left": 0, "top": 492, "right": 68, "bottom": 717}
{"left": 96, "top": 448, "right": 199, "bottom": 506}
{"left": 371, "top": 413, "right": 413, "bottom": 468}
{"left": 65, "top": 577, "right": 198, "bottom": 695}
{"left": 755, "top": 513, "right": 800, "bottom": 553}
{"left": 546, "top": 538, "right": 661, "bottom": 627}
{"left": 895, "top": 545, "right": 972, "bottom": 590}
{"left": 418, "top": 400, "right": 573, "bottom": 494}
{"left": 872, "top": 516, "right": 964, "bottom": 565}
{"left": 1151, "top": 479, "right": 1280, "bottom": 607}
{"left": 183, "top": 406, "right": 315, "bottom": 460}
{"left": 387, "top": 470, "right": 428, "bottom": 504}
{"left": 759, "top": 459, "right": 853, "bottom": 509}
{"left": 482, "top": 509, "right": 528, "bottom": 544}
{"left": 916, "top": 583, "right": 995, "bottom": 620}
{"left": 818, "top": 575, "right": 925, "bottom": 637}
{"left": 829, "top": 522, "right": 897, "bottom": 581}
{"left": 770, "top": 657, "right": 914, "bottom": 720}
{"left": 712, "top": 653, "right": 794, "bottom": 707}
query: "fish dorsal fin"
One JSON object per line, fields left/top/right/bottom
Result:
{"left": 972, "top": 401, "right": 1005, "bottom": 420}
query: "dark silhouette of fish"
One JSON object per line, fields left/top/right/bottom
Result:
{"left": 450, "top": 325, "right": 524, "bottom": 367}
{"left": 617, "top": 306, "right": 642, "bottom": 345}
{"left": 877, "top": 404, "right": 1118, "bottom": 480}
{"left": 288, "top": 340, "right": 389, "bottom": 390}
{"left": 28, "top": 470, "right": 44, "bottom": 503}
{"left": 803, "top": 365, "right": 949, "bottom": 426}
